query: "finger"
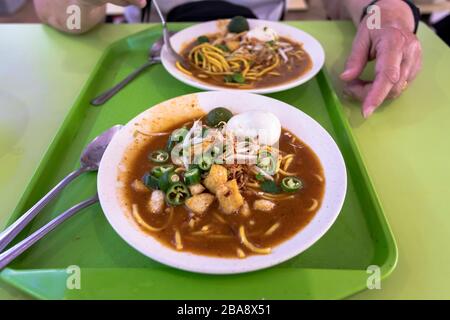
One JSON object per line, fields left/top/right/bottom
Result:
{"left": 407, "top": 41, "right": 422, "bottom": 82}
{"left": 110, "top": 0, "right": 146, "bottom": 7}
{"left": 390, "top": 39, "right": 420, "bottom": 98}
{"left": 340, "top": 27, "right": 371, "bottom": 82}
{"left": 343, "top": 79, "right": 372, "bottom": 101}
{"left": 131, "top": 0, "right": 147, "bottom": 8}
{"left": 362, "top": 38, "right": 404, "bottom": 118}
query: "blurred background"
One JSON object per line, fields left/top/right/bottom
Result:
{"left": 0, "top": 0, "right": 448, "bottom": 45}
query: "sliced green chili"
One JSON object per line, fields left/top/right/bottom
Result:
{"left": 165, "top": 183, "right": 190, "bottom": 206}
{"left": 281, "top": 177, "right": 303, "bottom": 193}
{"left": 166, "top": 127, "right": 189, "bottom": 151}
{"left": 257, "top": 151, "right": 277, "bottom": 175}
{"left": 184, "top": 167, "right": 201, "bottom": 185}
{"left": 151, "top": 164, "right": 174, "bottom": 178}
{"left": 142, "top": 172, "right": 159, "bottom": 190}
{"left": 149, "top": 149, "right": 169, "bottom": 163}
{"left": 158, "top": 170, "right": 181, "bottom": 192}
{"left": 197, "top": 155, "right": 213, "bottom": 171}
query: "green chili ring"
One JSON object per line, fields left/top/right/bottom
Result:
{"left": 165, "top": 183, "right": 191, "bottom": 206}
{"left": 142, "top": 173, "right": 160, "bottom": 190}
{"left": 151, "top": 164, "right": 174, "bottom": 178}
{"left": 197, "top": 155, "right": 213, "bottom": 171}
{"left": 184, "top": 167, "right": 201, "bottom": 185}
{"left": 158, "top": 171, "right": 181, "bottom": 192}
{"left": 149, "top": 149, "right": 169, "bottom": 163}
{"left": 281, "top": 177, "right": 303, "bottom": 193}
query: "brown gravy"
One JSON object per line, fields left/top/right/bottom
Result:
{"left": 120, "top": 120, "right": 325, "bottom": 258}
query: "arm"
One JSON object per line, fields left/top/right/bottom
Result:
{"left": 33, "top": 0, "right": 146, "bottom": 34}
{"left": 324, "top": 0, "right": 421, "bottom": 118}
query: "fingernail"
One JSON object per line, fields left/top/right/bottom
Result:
{"left": 363, "top": 106, "right": 375, "bottom": 118}
{"left": 340, "top": 70, "right": 351, "bottom": 79}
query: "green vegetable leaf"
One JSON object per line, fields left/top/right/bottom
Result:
{"left": 197, "top": 35, "right": 209, "bottom": 44}
{"left": 232, "top": 73, "right": 245, "bottom": 84}
{"left": 215, "top": 44, "right": 230, "bottom": 52}
{"left": 260, "top": 180, "right": 281, "bottom": 194}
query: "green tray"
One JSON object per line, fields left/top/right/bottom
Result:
{"left": 0, "top": 25, "right": 397, "bottom": 299}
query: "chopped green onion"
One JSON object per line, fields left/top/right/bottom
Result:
{"left": 184, "top": 167, "right": 201, "bottom": 185}
{"left": 165, "top": 183, "right": 190, "bottom": 206}
{"left": 149, "top": 149, "right": 169, "bottom": 163}
{"left": 281, "top": 177, "right": 303, "bottom": 193}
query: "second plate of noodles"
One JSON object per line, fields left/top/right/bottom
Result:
{"left": 161, "top": 18, "right": 325, "bottom": 94}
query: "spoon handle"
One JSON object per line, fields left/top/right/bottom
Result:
{"left": 90, "top": 60, "right": 157, "bottom": 106}
{"left": 0, "top": 195, "right": 99, "bottom": 270}
{"left": 0, "top": 168, "right": 86, "bottom": 252}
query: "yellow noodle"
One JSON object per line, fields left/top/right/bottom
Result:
{"left": 278, "top": 168, "right": 297, "bottom": 176}
{"left": 237, "top": 248, "right": 246, "bottom": 259}
{"left": 307, "top": 199, "right": 319, "bottom": 212}
{"left": 213, "top": 213, "right": 227, "bottom": 224}
{"left": 131, "top": 204, "right": 172, "bottom": 232}
{"left": 176, "top": 61, "right": 192, "bottom": 76}
{"left": 314, "top": 174, "right": 324, "bottom": 182}
{"left": 264, "top": 222, "right": 281, "bottom": 236}
{"left": 174, "top": 229, "right": 183, "bottom": 250}
{"left": 239, "top": 226, "right": 271, "bottom": 254}
{"left": 246, "top": 181, "right": 260, "bottom": 188}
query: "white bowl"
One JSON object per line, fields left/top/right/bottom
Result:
{"left": 98, "top": 92, "right": 346, "bottom": 274}
{"left": 161, "top": 19, "right": 325, "bottom": 94}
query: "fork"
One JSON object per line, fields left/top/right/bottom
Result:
{"left": 152, "top": 0, "right": 190, "bottom": 69}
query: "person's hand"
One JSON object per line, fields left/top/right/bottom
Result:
{"left": 80, "top": 0, "right": 147, "bottom": 8}
{"left": 340, "top": 0, "right": 422, "bottom": 118}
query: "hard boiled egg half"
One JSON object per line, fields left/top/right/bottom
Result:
{"left": 225, "top": 111, "right": 281, "bottom": 146}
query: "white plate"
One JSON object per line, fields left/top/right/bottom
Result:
{"left": 98, "top": 92, "right": 346, "bottom": 274}
{"left": 161, "top": 19, "right": 325, "bottom": 94}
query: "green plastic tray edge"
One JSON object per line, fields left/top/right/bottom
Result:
{"left": 316, "top": 70, "right": 398, "bottom": 281}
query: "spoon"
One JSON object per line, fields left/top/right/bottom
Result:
{"left": 152, "top": 0, "right": 190, "bottom": 69}
{"left": 0, "top": 194, "right": 99, "bottom": 270}
{"left": 90, "top": 35, "right": 166, "bottom": 106}
{"left": 0, "top": 125, "right": 122, "bottom": 252}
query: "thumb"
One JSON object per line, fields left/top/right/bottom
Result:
{"left": 341, "top": 27, "right": 370, "bottom": 82}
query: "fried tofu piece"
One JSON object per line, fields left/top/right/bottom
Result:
{"left": 253, "top": 199, "right": 275, "bottom": 212}
{"left": 203, "top": 164, "right": 228, "bottom": 194}
{"left": 149, "top": 190, "right": 165, "bottom": 214}
{"left": 217, "top": 179, "right": 244, "bottom": 214}
{"left": 225, "top": 40, "right": 240, "bottom": 52}
{"left": 185, "top": 193, "right": 215, "bottom": 215}
{"left": 188, "top": 183, "right": 205, "bottom": 195}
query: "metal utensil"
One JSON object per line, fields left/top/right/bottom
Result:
{"left": 152, "top": 0, "right": 190, "bottom": 69}
{"left": 90, "top": 36, "right": 166, "bottom": 106}
{"left": 0, "top": 194, "right": 99, "bottom": 270}
{"left": 0, "top": 125, "right": 122, "bottom": 252}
